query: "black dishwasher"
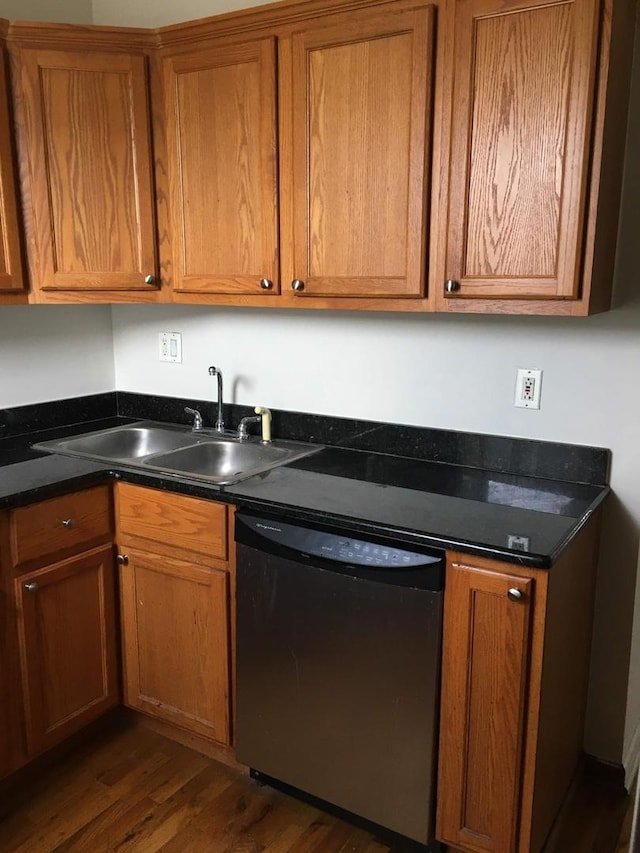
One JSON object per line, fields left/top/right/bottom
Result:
{"left": 235, "top": 510, "right": 444, "bottom": 847}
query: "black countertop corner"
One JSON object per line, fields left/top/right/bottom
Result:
{"left": 0, "top": 395, "right": 611, "bottom": 568}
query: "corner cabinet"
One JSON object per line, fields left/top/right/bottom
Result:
{"left": 0, "top": 25, "right": 26, "bottom": 301}
{"left": 3, "top": 487, "right": 117, "bottom": 763}
{"left": 437, "top": 512, "right": 602, "bottom": 853}
{"left": 8, "top": 27, "right": 161, "bottom": 303}
{"left": 160, "top": 0, "right": 435, "bottom": 309}
{"left": 432, "top": 0, "right": 636, "bottom": 315}
{"left": 115, "top": 483, "right": 233, "bottom": 747}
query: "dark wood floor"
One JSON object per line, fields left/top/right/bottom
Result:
{"left": 0, "top": 717, "right": 632, "bottom": 852}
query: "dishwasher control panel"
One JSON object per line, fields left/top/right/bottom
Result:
{"left": 242, "top": 514, "right": 441, "bottom": 569}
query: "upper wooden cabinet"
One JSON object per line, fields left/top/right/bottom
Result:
{"left": 160, "top": 0, "right": 435, "bottom": 308}
{"left": 8, "top": 30, "right": 160, "bottom": 303}
{"left": 1, "top": 0, "right": 634, "bottom": 312}
{"left": 279, "top": 4, "right": 434, "bottom": 302}
{"left": 162, "top": 38, "right": 279, "bottom": 296}
{"left": 433, "top": 0, "right": 635, "bottom": 314}
{"left": 0, "top": 28, "right": 26, "bottom": 300}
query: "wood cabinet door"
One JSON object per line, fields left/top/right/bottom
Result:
{"left": 0, "top": 40, "right": 25, "bottom": 294}
{"left": 437, "top": 0, "right": 601, "bottom": 304}
{"left": 280, "top": 2, "right": 434, "bottom": 300}
{"left": 15, "top": 545, "right": 118, "bottom": 756}
{"left": 119, "top": 548, "right": 230, "bottom": 745}
{"left": 14, "top": 48, "right": 157, "bottom": 292}
{"left": 163, "top": 38, "right": 279, "bottom": 296}
{"left": 437, "top": 561, "right": 533, "bottom": 853}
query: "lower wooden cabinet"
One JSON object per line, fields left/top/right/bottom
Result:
{"left": 0, "top": 488, "right": 117, "bottom": 772}
{"left": 437, "top": 561, "right": 535, "bottom": 853}
{"left": 436, "top": 513, "right": 601, "bottom": 853}
{"left": 14, "top": 545, "right": 118, "bottom": 756}
{"left": 115, "top": 483, "right": 233, "bottom": 746}
{"left": 118, "top": 548, "right": 230, "bottom": 743}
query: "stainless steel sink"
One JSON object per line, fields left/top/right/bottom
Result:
{"left": 34, "top": 423, "right": 202, "bottom": 463}
{"left": 142, "top": 437, "right": 316, "bottom": 484}
{"left": 33, "top": 421, "right": 321, "bottom": 485}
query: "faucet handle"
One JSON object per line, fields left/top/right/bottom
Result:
{"left": 184, "top": 407, "right": 203, "bottom": 430}
{"left": 254, "top": 406, "right": 272, "bottom": 443}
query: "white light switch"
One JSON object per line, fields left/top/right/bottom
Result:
{"left": 159, "top": 332, "right": 182, "bottom": 363}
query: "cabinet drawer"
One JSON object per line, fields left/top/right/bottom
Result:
{"left": 116, "top": 483, "right": 227, "bottom": 561}
{"left": 10, "top": 486, "right": 112, "bottom": 571}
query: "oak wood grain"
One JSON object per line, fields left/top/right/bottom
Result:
{"left": 0, "top": 37, "right": 25, "bottom": 295}
{"left": 9, "top": 485, "right": 113, "bottom": 572}
{"left": 14, "top": 544, "right": 119, "bottom": 757}
{"left": 11, "top": 44, "right": 158, "bottom": 296}
{"left": 162, "top": 37, "right": 279, "bottom": 295}
{"left": 435, "top": 0, "right": 602, "bottom": 308}
{"left": 115, "top": 482, "right": 227, "bottom": 563}
{"left": 119, "top": 548, "right": 231, "bottom": 745}
{"left": 437, "top": 560, "right": 534, "bottom": 853}
{"left": 280, "top": 2, "right": 433, "bottom": 299}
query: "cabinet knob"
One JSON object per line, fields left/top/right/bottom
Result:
{"left": 444, "top": 279, "right": 460, "bottom": 294}
{"left": 24, "top": 582, "right": 38, "bottom": 592}
{"left": 116, "top": 554, "right": 129, "bottom": 566}
{"left": 61, "top": 518, "right": 74, "bottom": 528}
{"left": 144, "top": 274, "right": 157, "bottom": 285}
{"left": 291, "top": 279, "right": 305, "bottom": 292}
{"left": 260, "top": 278, "right": 273, "bottom": 290}
{"left": 507, "top": 587, "right": 524, "bottom": 602}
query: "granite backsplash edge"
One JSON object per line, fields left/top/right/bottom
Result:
{"left": 0, "top": 391, "right": 610, "bottom": 487}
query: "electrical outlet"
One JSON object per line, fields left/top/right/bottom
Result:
{"left": 515, "top": 368, "right": 542, "bottom": 409}
{"left": 159, "top": 332, "right": 182, "bottom": 363}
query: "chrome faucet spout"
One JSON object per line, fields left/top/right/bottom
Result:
{"left": 208, "top": 366, "right": 225, "bottom": 432}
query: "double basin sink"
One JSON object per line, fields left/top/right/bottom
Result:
{"left": 33, "top": 421, "right": 321, "bottom": 486}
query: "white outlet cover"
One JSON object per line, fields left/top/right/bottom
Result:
{"left": 515, "top": 367, "right": 542, "bottom": 409}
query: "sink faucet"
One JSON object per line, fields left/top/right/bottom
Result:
{"left": 208, "top": 366, "right": 225, "bottom": 432}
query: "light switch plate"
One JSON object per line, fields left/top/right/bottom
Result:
{"left": 159, "top": 332, "right": 182, "bottom": 363}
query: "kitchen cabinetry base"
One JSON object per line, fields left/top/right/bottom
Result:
{"left": 126, "top": 710, "right": 247, "bottom": 775}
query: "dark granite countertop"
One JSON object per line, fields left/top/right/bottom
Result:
{"left": 0, "top": 414, "right": 609, "bottom": 569}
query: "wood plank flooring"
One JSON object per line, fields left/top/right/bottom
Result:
{"left": 0, "top": 717, "right": 632, "bottom": 853}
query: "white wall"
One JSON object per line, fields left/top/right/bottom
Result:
{"left": 92, "top": 0, "right": 266, "bottom": 27}
{"left": 4, "top": 0, "right": 638, "bottom": 771}
{"left": 1, "top": 0, "right": 91, "bottom": 22}
{"left": 0, "top": 306, "right": 115, "bottom": 408}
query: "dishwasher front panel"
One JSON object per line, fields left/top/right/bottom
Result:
{"left": 236, "top": 533, "right": 443, "bottom": 844}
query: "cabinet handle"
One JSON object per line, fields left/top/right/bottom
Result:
{"left": 144, "top": 274, "right": 156, "bottom": 285}
{"left": 444, "top": 279, "right": 460, "bottom": 294}
{"left": 61, "top": 518, "right": 74, "bottom": 528}
{"left": 116, "top": 554, "right": 129, "bottom": 566}
{"left": 260, "top": 278, "right": 273, "bottom": 290}
{"left": 291, "top": 279, "right": 305, "bottom": 292}
{"left": 24, "top": 582, "right": 38, "bottom": 592}
{"left": 507, "top": 587, "right": 524, "bottom": 601}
